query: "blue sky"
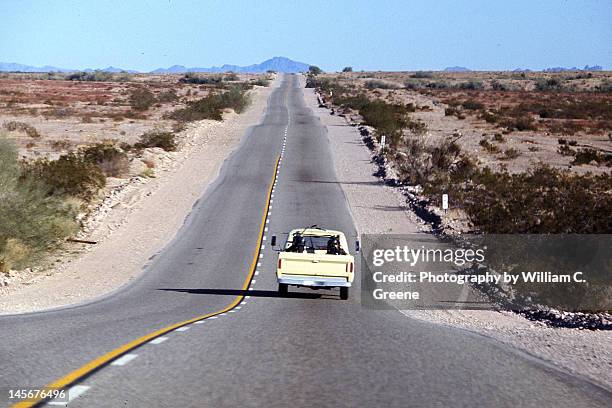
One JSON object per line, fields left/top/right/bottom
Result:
{"left": 1, "top": 0, "right": 610, "bottom": 71}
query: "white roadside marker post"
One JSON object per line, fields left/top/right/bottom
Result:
{"left": 442, "top": 194, "right": 449, "bottom": 213}
{"left": 380, "top": 135, "right": 386, "bottom": 150}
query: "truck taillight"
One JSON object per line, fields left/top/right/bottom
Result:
{"left": 278, "top": 259, "right": 282, "bottom": 269}
{"left": 346, "top": 262, "right": 353, "bottom": 273}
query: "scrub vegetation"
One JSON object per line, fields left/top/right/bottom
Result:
{"left": 313, "top": 70, "right": 612, "bottom": 234}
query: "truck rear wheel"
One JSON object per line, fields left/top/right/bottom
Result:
{"left": 340, "top": 287, "right": 349, "bottom": 300}
{"left": 278, "top": 283, "right": 288, "bottom": 295}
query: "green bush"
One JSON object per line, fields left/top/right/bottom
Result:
{"left": 0, "top": 137, "right": 77, "bottom": 271}
{"left": 135, "top": 131, "right": 177, "bottom": 151}
{"left": 21, "top": 153, "right": 106, "bottom": 201}
{"left": 342, "top": 67, "right": 353, "bottom": 72}
{"left": 81, "top": 144, "right": 129, "bottom": 177}
{"left": 129, "top": 88, "right": 156, "bottom": 111}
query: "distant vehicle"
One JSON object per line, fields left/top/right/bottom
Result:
{"left": 271, "top": 227, "right": 356, "bottom": 300}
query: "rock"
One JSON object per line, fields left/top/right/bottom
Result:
{"left": 129, "top": 159, "right": 148, "bottom": 176}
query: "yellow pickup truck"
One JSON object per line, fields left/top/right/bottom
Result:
{"left": 272, "top": 227, "right": 355, "bottom": 300}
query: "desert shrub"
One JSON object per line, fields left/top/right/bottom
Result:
{"left": 2, "top": 121, "right": 40, "bottom": 138}
{"left": 252, "top": 78, "right": 270, "bottom": 87}
{"left": 134, "top": 131, "right": 177, "bottom": 151}
{"left": 359, "top": 100, "right": 409, "bottom": 143}
{"left": 129, "top": 88, "right": 155, "bottom": 111}
{"left": 501, "top": 116, "right": 537, "bottom": 131}
{"left": 557, "top": 144, "right": 576, "bottom": 156}
{"left": 179, "top": 73, "right": 223, "bottom": 85}
{"left": 157, "top": 89, "right": 179, "bottom": 103}
{"left": 460, "top": 166, "right": 611, "bottom": 233}
{"left": 462, "top": 100, "right": 484, "bottom": 110}
{"left": 457, "top": 81, "right": 484, "bottom": 90}
{"left": 479, "top": 139, "right": 500, "bottom": 153}
{"left": 223, "top": 72, "right": 239, "bottom": 81}
{"left": 21, "top": 153, "right": 105, "bottom": 201}
{"left": 404, "top": 80, "right": 425, "bottom": 90}
{"left": 492, "top": 133, "right": 505, "bottom": 142}
{"left": 66, "top": 70, "right": 114, "bottom": 82}
{"left": 411, "top": 71, "right": 434, "bottom": 79}
{"left": 0, "top": 138, "right": 77, "bottom": 271}
{"left": 169, "top": 86, "right": 250, "bottom": 122}
{"left": 445, "top": 107, "right": 459, "bottom": 116}
{"left": 500, "top": 148, "right": 521, "bottom": 160}
{"left": 81, "top": 143, "right": 129, "bottom": 177}
{"left": 535, "top": 78, "right": 564, "bottom": 91}
{"left": 334, "top": 93, "right": 370, "bottom": 111}
{"left": 49, "top": 139, "right": 71, "bottom": 151}
{"left": 571, "top": 148, "right": 610, "bottom": 166}
{"left": 342, "top": 67, "right": 353, "bottom": 72}
{"left": 491, "top": 80, "right": 509, "bottom": 91}
{"left": 425, "top": 81, "right": 451, "bottom": 89}
{"left": 365, "top": 80, "right": 398, "bottom": 90}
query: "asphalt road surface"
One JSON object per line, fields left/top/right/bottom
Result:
{"left": 1, "top": 75, "right": 610, "bottom": 408}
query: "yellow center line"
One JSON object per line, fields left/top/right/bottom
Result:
{"left": 14, "top": 155, "right": 281, "bottom": 408}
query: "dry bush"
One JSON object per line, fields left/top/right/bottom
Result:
{"left": 135, "top": 131, "right": 177, "bottom": 151}
{"left": 21, "top": 153, "right": 106, "bottom": 201}
{"left": 129, "top": 88, "right": 155, "bottom": 111}
{"left": 81, "top": 143, "right": 130, "bottom": 177}
{"left": 499, "top": 148, "right": 521, "bottom": 160}
{"left": 2, "top": 121, "right": 41, "bottom": 138}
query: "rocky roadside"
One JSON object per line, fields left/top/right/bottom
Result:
{"left": 0, "top": 77, "right": 279, "bottom": 313}
{"left": 304, "top": 86, "right": 612, "bottom": 391}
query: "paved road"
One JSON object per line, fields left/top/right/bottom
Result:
{"left": 1, "top": 75, "right": 610, "bottom": 408}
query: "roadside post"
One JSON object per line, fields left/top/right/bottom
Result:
{"left": 442, "top": 193, "right": 449, "bottom": 213}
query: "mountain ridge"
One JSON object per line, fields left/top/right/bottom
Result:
{"left": 0, "top": 57, "right": 310, "bottom": 74}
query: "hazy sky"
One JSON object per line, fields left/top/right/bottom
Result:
{"left": 2, "top": 0, "right": 610, "bottom": 71}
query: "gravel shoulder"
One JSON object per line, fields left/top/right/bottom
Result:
{"left": 0, "top": 78, "right": 279, "bottom": 314}
{"left": 304, "top": 86, "right": 612, "bottom": 391}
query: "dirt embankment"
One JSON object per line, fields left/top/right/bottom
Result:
{"left": 0, "top": 77, "right": 279, "bottom": 314}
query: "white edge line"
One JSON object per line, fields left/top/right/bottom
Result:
{"left": 111, "top": 354, "right": 138, "bottom": 366}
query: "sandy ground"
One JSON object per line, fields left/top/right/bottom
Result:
{"left": 306, "top": 87, "right": 612, "bottom": 391}
{"left": 0, "top": 77, "right": 278, "bottom": 314}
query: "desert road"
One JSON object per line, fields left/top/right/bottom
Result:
{"left": 0, "top": 75, "right": 610, "bottom": 408}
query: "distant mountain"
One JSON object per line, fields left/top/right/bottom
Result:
{"left": 444, "top": 66, "right": 471, "bottom": 72}
{"left": 151, "top": 57, "right": 310, "bottom": 74}
{"left": 0, "top": 62, "right": 137, "bottom": 73}
{"left": 0, "top": 62, "right": 72, "bottom": 72}
{"left": 543, "top": 65, "right": 603, "bottom": 72}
